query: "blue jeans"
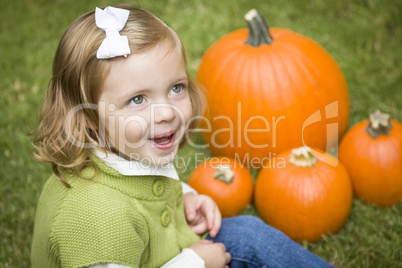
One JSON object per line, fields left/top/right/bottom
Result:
{"left": 206, "top": 216, "right": 334, "bottom": 268}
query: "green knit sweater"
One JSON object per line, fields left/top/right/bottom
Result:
{"left": 31, "top": 156, "right": 201, "bottom": 268}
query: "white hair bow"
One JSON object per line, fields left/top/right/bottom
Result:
{"left": 95, "top": 6, "right": 131, "bottom": 59}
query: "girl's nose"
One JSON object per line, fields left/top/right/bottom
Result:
{"left": 152, "top": 103, "right": 176, "bottom": 124}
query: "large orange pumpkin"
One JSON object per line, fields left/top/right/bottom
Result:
{"left": 197, "top": 9, "right": 349, "bottom": 166}
{"left": 254, "top": 146, "right": 353, "bottom": 242}
{"left": 187, "top": 157, "right": 254, "bottom": 217}
{"left": 339, "top": 110, "right": 402, "bottom": 207}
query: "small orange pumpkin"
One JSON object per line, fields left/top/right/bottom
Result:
{"left": 339, "top": 110, "right": 402, "bottom": 207}
{"left": 197, "top": 9, "right": 349, "bottom": 166}
{"left": 254, "top": 146, "right": 353, "bottom": 242}
{"left": 187, "top": 157, "right": 254, "bottom": 217}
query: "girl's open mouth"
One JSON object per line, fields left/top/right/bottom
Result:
{"left": 150, "top": 132, "right": 176, "bottom": 150}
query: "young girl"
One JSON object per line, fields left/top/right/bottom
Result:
{"left": 31, "top": 5, "right": 334, "bottom": 268}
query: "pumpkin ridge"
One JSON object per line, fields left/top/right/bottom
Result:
{"left": 241, "top": 50, "right": 254, "bottom": 103}
{"left": 312, "top": 162, "right": 338, "bottom": 191}
{"left": 281, "top": 50, "right": 314, "bottom": 108}
{"left": 213, "top": 48, "right": 245, "bottom": 84}
{"left": 281, "top": 57, "right": 298, "bottom": 148}
{"left": 270, "top": 51, "right": 293, "bottom": 149}
{"left": 236, "top": 52, "right": 258, "bottom": 152}
{"left": 256, "top": 55, "right": 271, "bottom": 113}
{"left": 210, "top": 49, "right": 249, "bottom": 154}
{"left": 256, "top": 48, "right": 288, "bottom": 150}
{"left": 292, "top": 52, "right": 320, "bottom": 91}
{"left": 279, "top": 42, "right": 321, "bottom": 83}
{"left": 280, "top": 50, "right": 315, "bottom": 147}
{"left": 209, "top": 48, "right": 241, "bottom": 111}
{"left": 261, "top": 46, "right": 280, "bottom": 106}
{"left": 289, "top": 51, "right": 323, "bottom": 133}
{"left": 274, "top": 49, "right": 294, "bottom": 97}
{"left": 216, "top": 48, "right": 250, "bottom": 95}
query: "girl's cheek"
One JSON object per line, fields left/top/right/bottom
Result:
{"left": 183, "top": 98, "right": 193, "bottom": 125}
{"left": 123, "top": 118, "right": 148, "bottom": 144}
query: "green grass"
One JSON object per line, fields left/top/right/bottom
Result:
{"left": 1, "top": 0, "right": 401, "bottom": 267}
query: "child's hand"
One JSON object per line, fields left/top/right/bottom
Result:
{"left": 183, "top": 193, "right": 221, "bottom": 237}
{"left": 190, "top": 240, "right": 231, "bottom": 268}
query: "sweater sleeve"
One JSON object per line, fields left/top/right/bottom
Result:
{"left": 52, "top": 184, "right": 149, "bottom": 268}
{"left": 181, "top": 182, "right": 197, "bottom": 195}
{"left": 161, "top": 248, "right": 205, "bottom": 267}
{"left": 87, "top": 249, "right": 205, "bottom": 268}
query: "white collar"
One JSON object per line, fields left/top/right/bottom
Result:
{"left": 93, "top": 150, "right": 180, "bottom": 181}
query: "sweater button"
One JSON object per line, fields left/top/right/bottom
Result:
{"left": 161, "top": 210, "right": 171, "bottom": 227}
{"left": 153, "top": 181, "right": 165, "bottom": 197}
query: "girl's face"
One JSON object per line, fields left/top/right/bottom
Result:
{"left": 98, "top": 42, "right": 192, "bottom": 165}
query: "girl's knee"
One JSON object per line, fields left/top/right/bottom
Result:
{"left": 221, "top": 215, "right": 288, "bottom": 239}
{"left": 223, "top": 215, "right": 266, "bottom": 229}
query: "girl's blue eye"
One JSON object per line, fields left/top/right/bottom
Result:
{"left": 171, "top": 84, "right": 184, "bottom": 94}
{"left": 129, "top": 95, "right": 144, "bottom": 105}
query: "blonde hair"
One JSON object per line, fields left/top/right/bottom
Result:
{"left": 32, "top": 5, "right": 205, "bottom": 186}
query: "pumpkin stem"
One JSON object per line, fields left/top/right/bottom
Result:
{"left": 244, "top": 9, "right": 273, "bottom": 47}
{"left": 214, "top": 165, "right": 235, "bottom": 184}
{"left": 289, "top": 146, "right": 317, "bottom": 167}
{"left": 366, "top": 110, "right": 393, "bottom": 139}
